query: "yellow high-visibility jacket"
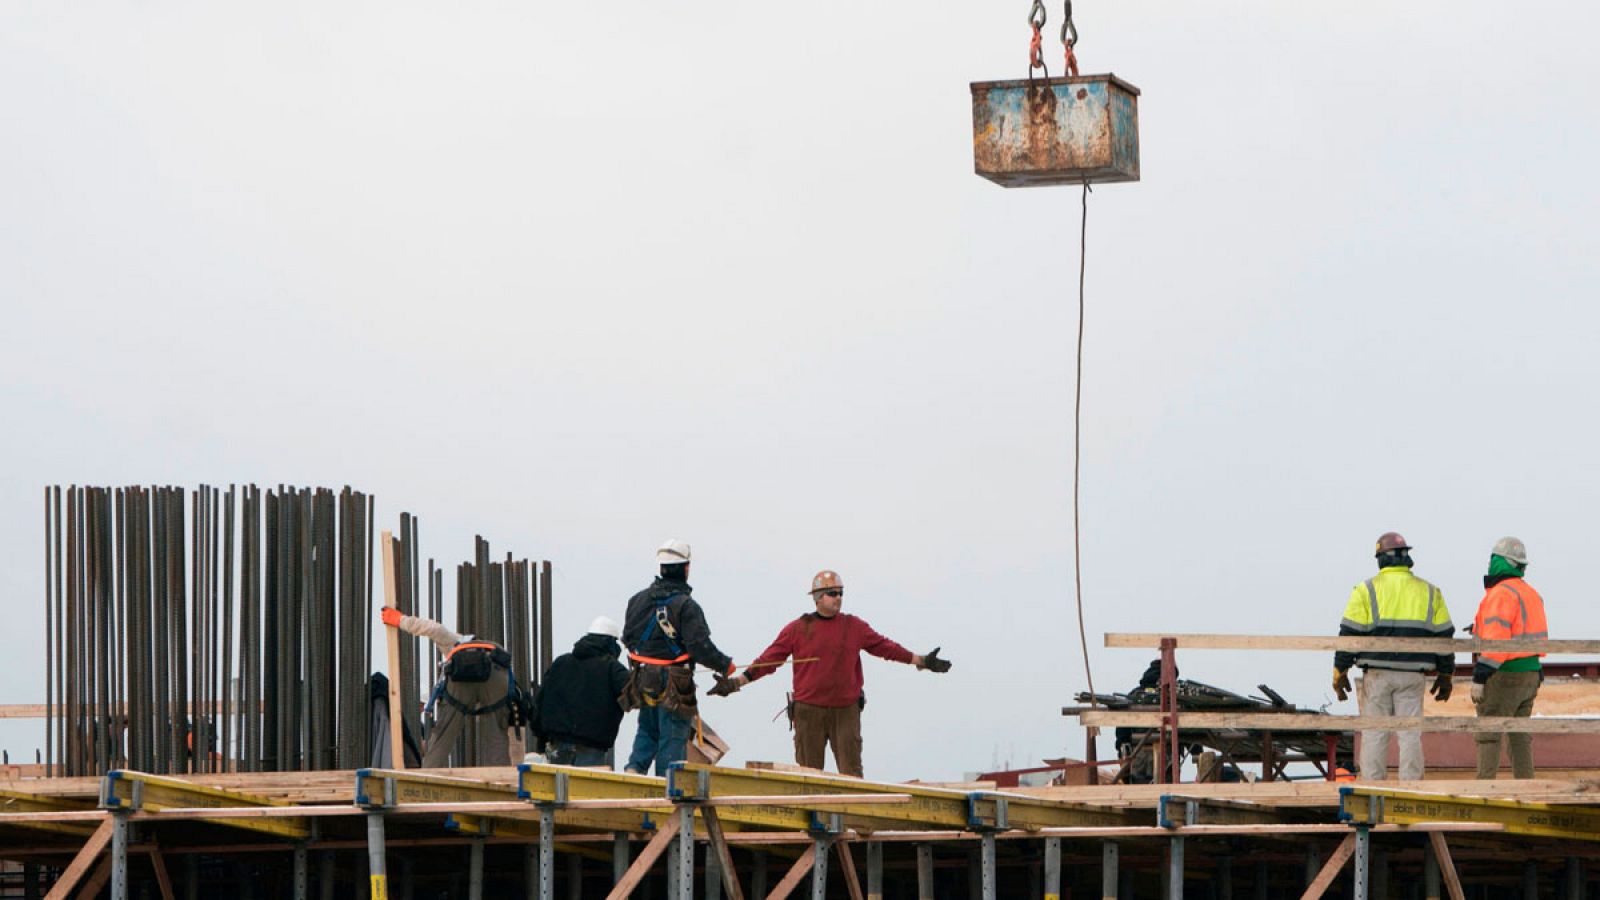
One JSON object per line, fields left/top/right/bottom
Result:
{"left": 1335, "top": 566, "right": 1455, "bottom": 673}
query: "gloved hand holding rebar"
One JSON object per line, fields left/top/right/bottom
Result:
{"left": 1332, "top": 667, "right": 1352, "bottom": 702}
{"left": 381, "top": 607, "right": 403, "bottom": 628}
{"left": 919, "top": 648, "right": 952, "bottom": 673}
{"left": 1429, "top": 671, "right": 1454, "bottom": 702}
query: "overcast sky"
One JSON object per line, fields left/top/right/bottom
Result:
{"left": 2, "top": 2, "right": 1598, "bottom": 782}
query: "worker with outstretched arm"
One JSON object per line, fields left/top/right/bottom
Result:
{"left": 1332, "top": 532, "right": 1455, "bottom": 781}
{"left": 1471, "top": 536, "right": 1548, "bottom": 780}
{"left": 381, "top": 607, "right": 526, "bottom": 767}
{"left": 620, "top": 539, "right": 738, "bottom": 775}
{"left": 529, "top": 616, "right": 631, "bottom": 767}
{"left": 708, "top": 569, "right": 950, "bottom": 778}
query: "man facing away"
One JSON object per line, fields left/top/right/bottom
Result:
{"left": 708, "top": 569, "right": 950, "bottom": 778}
{"left": 381, "top": 607, "right": 524, "bottom": 767}
{"left": 1333, "top": 532, "right": 1455, "bottom": 781}
{"left": 1471, "top": 536, "right": 1548, "bottom": 779}
{"left": 620, "top": 539, "right": 738, "bottom": 775}
{"left": 530, "top": 616, "right": 630, "bottom": 767}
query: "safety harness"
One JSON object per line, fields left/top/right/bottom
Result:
{"left": 426, "top": 641, "right": 524, "bottom": 719}
{"left": 628, "top": 593, "right": 689, "bottom": 666}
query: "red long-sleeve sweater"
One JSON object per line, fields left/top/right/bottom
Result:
{"left": 742, "top": 613, "right": 915, "bottom": 708}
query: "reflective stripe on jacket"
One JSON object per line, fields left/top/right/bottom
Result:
{"left": 1473, "top": 577, "right": 1548, "bottom": 669}
{"left": 1334, "top": 566, "right": 1454, "bottom": 673}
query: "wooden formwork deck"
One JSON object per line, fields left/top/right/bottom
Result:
{"left": 6, "top": 765, "right": 1600, "bottom": 899}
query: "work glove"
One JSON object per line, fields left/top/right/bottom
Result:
{"left": 1470, "top": 682, "right": 1485, "bottom": 705}
{"left": 1332, "top": 668, "right": 1352, "bottom": 702}
{"left": 381, "top": 607, "right": 403, "bottom": 628}
{"left": 921, "top": 648, "right": 952, "bottom": 673}
{"left": 1429, "top": 672, "right": 1454, "bottom": 702}
{"left": 707, "top": 673, "right": 747, "bottom": 698}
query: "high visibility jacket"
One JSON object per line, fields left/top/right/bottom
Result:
{"left": 1334, "top": 566, "right": 1454, "bottom": 673}
{"left": 1473, "top": 577, "right": 1547, "bottom": 669}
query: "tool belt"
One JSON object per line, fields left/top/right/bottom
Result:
{"left": 622, "top": 662, "right": 697, "bottom": 719}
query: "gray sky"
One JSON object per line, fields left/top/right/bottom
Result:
{"left": 3, "top": 2, "right": 1598, "bottom": 781}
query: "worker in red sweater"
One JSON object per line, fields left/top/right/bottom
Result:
{"left": 707, "top": 570, "right": 950, "bottom": 777}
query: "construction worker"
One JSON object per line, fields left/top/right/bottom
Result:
{"left": 1332, "top": 532, "right": 1455, "bottom": 781}
{"left": 620, "top": 539, "right": 738, "bottom": 775}
{"left": 1470, "top": 536, "right": 1548, "bottom": 780}
{"left": 381, "top": 607, "right": 525, "bottom": 767}
{"left": 529, "top": 616, "right": 630, "bottom": 767}
{"left": 707, "top": 570, "right": 950, "bottom": 778}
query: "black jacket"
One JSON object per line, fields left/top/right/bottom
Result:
{"left": 623, "top": 577, "right": 734, "bottom": 674}
{"left": 531, "top": 633, "right": 630, "bottom": 750}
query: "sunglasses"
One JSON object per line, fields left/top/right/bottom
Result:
{"left": 820, "top": 590, "right": 843, "bottom": 598}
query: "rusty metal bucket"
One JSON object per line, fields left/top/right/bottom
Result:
{"left": 970, "top": 74, "right": 1140, "bottom": 187}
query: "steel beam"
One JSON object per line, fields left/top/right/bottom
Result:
{"left": 1342, "top": 787, "right": 1600, "bottom": 841}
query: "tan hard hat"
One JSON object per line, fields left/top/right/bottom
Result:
{"left": 1492, "top": 536, "right": 1528, "bottom": 565}
{"left": 1374, "top": 532, "right": 1411, "bottom": 555}
{"left": 809, "top": 570, "right": 843, "bottom": 595}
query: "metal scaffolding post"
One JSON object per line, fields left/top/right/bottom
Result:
{"left": 1099, "top": 840, "right": 1116, "bottom": 900}
{"left": 366, "top": 813, "right": 388, "bottom": 900}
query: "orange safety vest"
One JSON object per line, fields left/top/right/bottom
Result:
{"left": 1473, "top": 577, "right": 1548, "bottom": 668}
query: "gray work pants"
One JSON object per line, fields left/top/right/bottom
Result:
{"left": 1358, "top": 668, "right": 1426, "bottom": 781}
{"left": 1475, "top": 670, "right": 1540, "bottom": 779}
{"left": 423, "top": 672, "right": 513, "bottom": 768}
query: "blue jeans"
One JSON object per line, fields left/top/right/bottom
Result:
{"left": 626, "top": 705, "right": 692, "bottom": 775}
{"left": 546, "top": 741, "right": 610, "bottom": 767}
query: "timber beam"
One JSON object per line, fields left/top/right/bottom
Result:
{"left": 360, "top": 767, "right": 655, "bottom": 836}
{"left": 100, "top": 770, "right": 308, "bottom": 840}
{"left": 0, "top": 789, "right": 98, "bottom": 837}
{"left": 1074, "top": 711, "right": 1600, "bottom": 734}
{"left": 1342, "top": 787, "right": 1600, "bottom": 843}
{"left": 1158, "top": 795, "right": 1318, "bottom": 828}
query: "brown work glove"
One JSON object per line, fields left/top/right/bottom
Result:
{"left": 707, "top": 673, "right": 747, "bottom": 698}
{"left": 1429, "top": 671, "right": 1453, "bottom": 702}
{"left": 1332, "top": 667, "right": 1352, "bottom": 702}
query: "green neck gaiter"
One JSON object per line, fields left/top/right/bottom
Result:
{"left": 1487, "top": 554, "right": 1525, "bottom": 579}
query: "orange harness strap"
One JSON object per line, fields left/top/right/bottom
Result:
{"left": 628, "top": 651, "right": 690, "bottom": 666}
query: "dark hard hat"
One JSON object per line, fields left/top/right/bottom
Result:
{"left": 1374, "top": 532, "right": 1411, "bottom": 555}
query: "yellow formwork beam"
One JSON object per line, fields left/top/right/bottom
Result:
{"left": 1342, "top": 788, "right": 1600, "bottom": 842}
{"left": 360, "top": 767, "right": 658, "bottom": 836}
{"left": 0, "top": 788, "right": 98, "bottom": 837}
{"left": 100, "top": 770, "right": 309, "bottom": 840}
{"left": 668, "top": 764, "right": 1136, "bottom": 832}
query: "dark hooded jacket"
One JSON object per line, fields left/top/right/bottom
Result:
{"left": 530, "top": 633, "right": 630, "bottom": 750}
{"left": 622, "top": 577, "right": 734, "bottom": 674}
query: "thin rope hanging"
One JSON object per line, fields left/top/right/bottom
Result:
{"left": 1072, "top": 180, "right": 1098, "bottom": 708}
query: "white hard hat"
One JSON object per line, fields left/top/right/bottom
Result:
{"left": 1492, "top": 536, "right": 1528, "bottom": 565}
{"left": 588, "top": 615, "right": 622, "bottom": 639}
{"left": 656, "top": 539, "right": 691, "bottom": 565}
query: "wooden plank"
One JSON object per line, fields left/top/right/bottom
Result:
{"left": 381, "top": 532, "right": 405, "bottom": 771}
{"left": 604, "top": 815, "right": 682, "bottom": 900}
{"left": 1298, "top": 834, "right": 1356, "bottom": 900}
{"left": 837, "top": 842, "right": 866, "bottom": 900}
{"left": 42, "top": 816, "right": 112, "bottom": 900}
{"left": 702, "top": 809, "right": 746, "bottom": 900}
{"left": 764, "top": 843, "right": 819, "bottom": 900}
{"left": 1074, "top": 711, "right": 1600, "bottom": 734}
{"left": 1429, "top": 833, "right": 1467, "bottom": 900}
{"left": 77, "top": 856, "right": 113, "bottom": 898}
{"left": 150, "top": 844, "right": 176, "bottom": 900}
{"left": 1105, "top": 634, "right": 1600, "bottom": 653}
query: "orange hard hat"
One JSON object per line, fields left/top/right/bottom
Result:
{"left": 1374, "top": 532, "right": 1411, "bottom": 555}
{"left": 1334, "top": 766, "right": 1356, "bottom": 782}
{"left": 809, "top": 570, "right": 842, "bottom": 595}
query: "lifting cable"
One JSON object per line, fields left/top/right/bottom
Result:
{"left": 1072, "top": 178, "right": 1097, "bottom": 710}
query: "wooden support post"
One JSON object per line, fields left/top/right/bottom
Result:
{"left": 150, "top": 845, "right": 176, "bottom": 900}
{"left": 1566, "top": 858, "right": 1583, "bottom": 900}
{"left": 111, "top": 812, "right": 129, "bottom": 900}
{"left": 916, "top": 844, "right": 934, "bottom": 900}
{"left": 1352, "top": 827, "right": 1371, "bottom": 900}
{"left": 540, "top": 807, "right": 557, "bottom": 900}
{"left": 469, "top": 837, "right": 485, "bottom": 900}
{"left": 1300, "top": 835, "right": 1357, "bottom": 900}
{"left": 79, "top": 858, "right": 113, "bottom": 899}
{"left": 837, "top": 843, "right": 865, "bottom": 900}
{"left": 293, "top": 842, "right": 308, "bottom": 900}
{"left": 44, "top": 816, "right": 113, "bottom": 900}
{"left": 703, "top": 808, "right": 745, "bottom": 900}
{"left": 763, "top": 843, "right": 818, "bottom": 900}
{"left": 1428, "top": 833, "right": 1466, "bottom": 900}
{"left": 366, "top": 812, "right": 388, "bottom": 900}
{"left": 381, "top": 532, "right": 405, "bottom": 770}
{"left": 606, "top": 815, "right": 682, "bottom": 900}
{"left": 867, "top": 842, "right": 884, "bottom": 900}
